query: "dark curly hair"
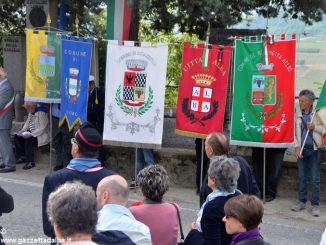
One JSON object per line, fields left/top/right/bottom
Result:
{"left": 137, "top": 164, "right": 169, "bottom": 202}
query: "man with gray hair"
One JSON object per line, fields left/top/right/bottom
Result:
{"left": 93, "top": 175, "right": 152, "bottom": 245}
{"left": 292, "top": 89, "right": 323, "bottom": 217}
{"left": 0, "top": 67, "right": 16, "bottom": 173}
{"left": 47, "top": 181, "right": 98, "bottom": 244}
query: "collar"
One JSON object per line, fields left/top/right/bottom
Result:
{"left": 143, "top": 198, "right": 163, "bottom": 204}
{"left": 0, "top": 78, "right": 7, "bottom": 84}
{"left": 231, "top": 228, "right": 260, "bottom": 245}
{"left": 301, "top": 107, "right": 313, "bottom": 115}
{"left": 100, "top": 204, "right": 133, "bottom": 217}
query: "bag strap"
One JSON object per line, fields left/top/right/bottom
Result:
{"left": 170, "top": 202, "right": 184, "bottom": 242}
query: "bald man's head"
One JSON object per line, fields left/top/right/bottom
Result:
{"left": 205, "top": 132, "right": 229, "bottom": 158}
{"left": 96, "top": 175, "right": 129, "bottom": 209}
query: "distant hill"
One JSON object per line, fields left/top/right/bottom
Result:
{"left": 233, "top": 13, "right": 326, "bottom": 36}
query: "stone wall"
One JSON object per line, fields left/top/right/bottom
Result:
{"left": 10, "top": 112, "right": 326, "bottom": 202}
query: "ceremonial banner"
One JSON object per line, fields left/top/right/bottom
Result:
{"left": 59, "top": 36, "right": 93, "bottom": 131}
{"left": 316, "top": 80, "right": 326, "bottom": 144}
{"left": 25, "top": 29, "right": 61, "bottom": 103}
{"left": 103, "top": 41, "right": 168, "bottom": 149}
{"left": 230, "top": 34, "right": 296, "bottom": 147}
{"left": 175, "top": 43, "right": 232, "bottom": 138}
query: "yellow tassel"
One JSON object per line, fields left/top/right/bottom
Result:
{"left": 95, "top": 89, "right": 99, "bottom": 105}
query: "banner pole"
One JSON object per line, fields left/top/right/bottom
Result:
{"left": 263, "top": 147, "right": 266, "bottom": 203}
{"left": 300, "top": 110, "right": 316, "bottom": 156}
{"left": 134, "top": 147, "right": 138, "bottom": 193}
{"left": 200, "top": 139, "right": 204, "bottom": 189}
{"left": 75, "top": 15, "right": 79, "bottom": 37}
{"left": 49, "top": 103, "right": 53, "bottom": 173}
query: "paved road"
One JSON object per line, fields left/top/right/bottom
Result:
{"left": 0, "top": 163, "right": 325, "bottom": 245}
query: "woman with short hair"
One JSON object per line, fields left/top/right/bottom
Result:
{"left": 185, "top": 156, "right": 241, "bottom": 245}
{"left": 129, "top": 164, "right": 179, "bottom": 245}
{"left": 223, "top": 194, "right": 270, "bottom": 245}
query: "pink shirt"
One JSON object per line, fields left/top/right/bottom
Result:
{"left": 129, "top": 203, "right": 179, "bottom": 245}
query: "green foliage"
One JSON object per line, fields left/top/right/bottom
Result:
{"left": 139, "top": 0, "right": 326, "bottom": 39}
{"left": 0, "top": 0, "right": 25, "bottom": 66}
{"left": 139, "top": 24, "right": 200, "bottom": 108}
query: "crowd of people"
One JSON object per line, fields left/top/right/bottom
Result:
{"left": 1, "top": 64, "right": 325, "bottom": 244}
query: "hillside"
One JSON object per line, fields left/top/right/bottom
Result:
{"left": 234, "top": 13, "right": 326, "bottom": 36}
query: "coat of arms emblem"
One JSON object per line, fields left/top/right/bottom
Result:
{"left": 64, "top": 68, "right": 81, "bottom": 103}
{"left": 252, "top": 75, "right": 276, "bottom": 105}
{"left": 116, "top": 59, "right": 153, "bottom": 117}
{"left": 39, "top": 45, "right": 55, "bottom": 77}
{"left": 182, "top": 74, "right": 218, "bottom": 126}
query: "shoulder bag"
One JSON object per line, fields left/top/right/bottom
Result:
{"left": 171, "top": 203, "right": 184, "bottom": 245}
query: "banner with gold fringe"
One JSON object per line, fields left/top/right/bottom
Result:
{"left": 230, "top": 34, "right": 296, "bottom": 147}
{"left": 59, "top": 36, "right": 93, "bottom": 131}
{"left": 175, "top": 42, "right": 232, "bottom": 138}
{"left": 103, "top": 41, "right": 168, "bottom": 149}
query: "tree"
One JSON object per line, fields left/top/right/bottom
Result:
{"left": 139, "top": 0, "right": 326, "bottom": 39}
{"left": 0, "top": 0, "right": 25, "bottom": 36}
{"left": 0, "top": 1, "right": 325, "bottom": 38}
{"left": 0, "top": 0, "right": 325, "bottom": 81}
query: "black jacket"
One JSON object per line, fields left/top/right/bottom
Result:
{"left": 0, "top": 187, "right": 14, "bottom": 215}
{"left": 200, "top": 156, "right": 261, "bottom": 206}
{"left": 42, "top": 167, "right": 114, "bottom": 238}
{"left": 0, "top": 186, "right": 14, "bottom": 245}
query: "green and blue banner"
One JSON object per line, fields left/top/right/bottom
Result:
{"left": 59, "top": 36, "right": 93, "bottom": 131}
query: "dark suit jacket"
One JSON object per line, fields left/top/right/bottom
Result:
{"left": 87, "top": 87, "right": 105, "bottom": 134}
{"left": 42, "top": 167, "right": 115, "bottom": 238}
{"left": 0, "top": 186, "right": 14, "bottom": 215}
{"left": 185, "top": 191, "right": 241, "bottom": 245}
{"left": 0, "top": 186, "right": 14, "bottom": 245}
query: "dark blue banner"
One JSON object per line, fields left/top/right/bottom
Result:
{"left": 59, "top": 36, "right": 93, "bottom": 131}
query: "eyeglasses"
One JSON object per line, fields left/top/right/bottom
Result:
{"left": 70, "top": 138, "right": 78, "bottom": 145}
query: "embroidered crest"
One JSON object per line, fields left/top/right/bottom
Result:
{"left": 39, "top": 45, "right": 55, "bottom": 77}
{"left": 64, "top": 68, "right": 81, "bottom": 103}
{"left": 252, "top": 75, "right": 276, "bottom": 105}
{"left": 115, "top": 59, "right": 153, "bottom": 117}
{"left": 182, "top": 74, "right": 218, "bottom": 126}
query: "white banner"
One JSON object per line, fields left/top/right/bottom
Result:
{"left": 103, "top": 41, "right": 168, "bottom": 149}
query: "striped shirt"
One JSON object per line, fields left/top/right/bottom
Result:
{"left": 27, "top": 113, "right": 36, "bottom": 133}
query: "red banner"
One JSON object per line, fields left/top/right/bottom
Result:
{"left": 175, "top": 43, "right": 231, "bottom": 138}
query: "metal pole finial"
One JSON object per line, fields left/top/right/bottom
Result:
{"left": 47, "top": 14, "right": 51, "bottom": 32}
{"left": 205, "top": 22, "right": 211, "bottom": 45}
{"left": 75, "top": 15, "right": 79, "bottom": 36}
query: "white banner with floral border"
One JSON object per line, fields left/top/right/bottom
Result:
{"left": 103, "top": 41, "right": 168, "bottom": 149}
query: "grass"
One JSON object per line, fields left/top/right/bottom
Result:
{"left": 296, "top": 36, "right": 326, "bottom": 96}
